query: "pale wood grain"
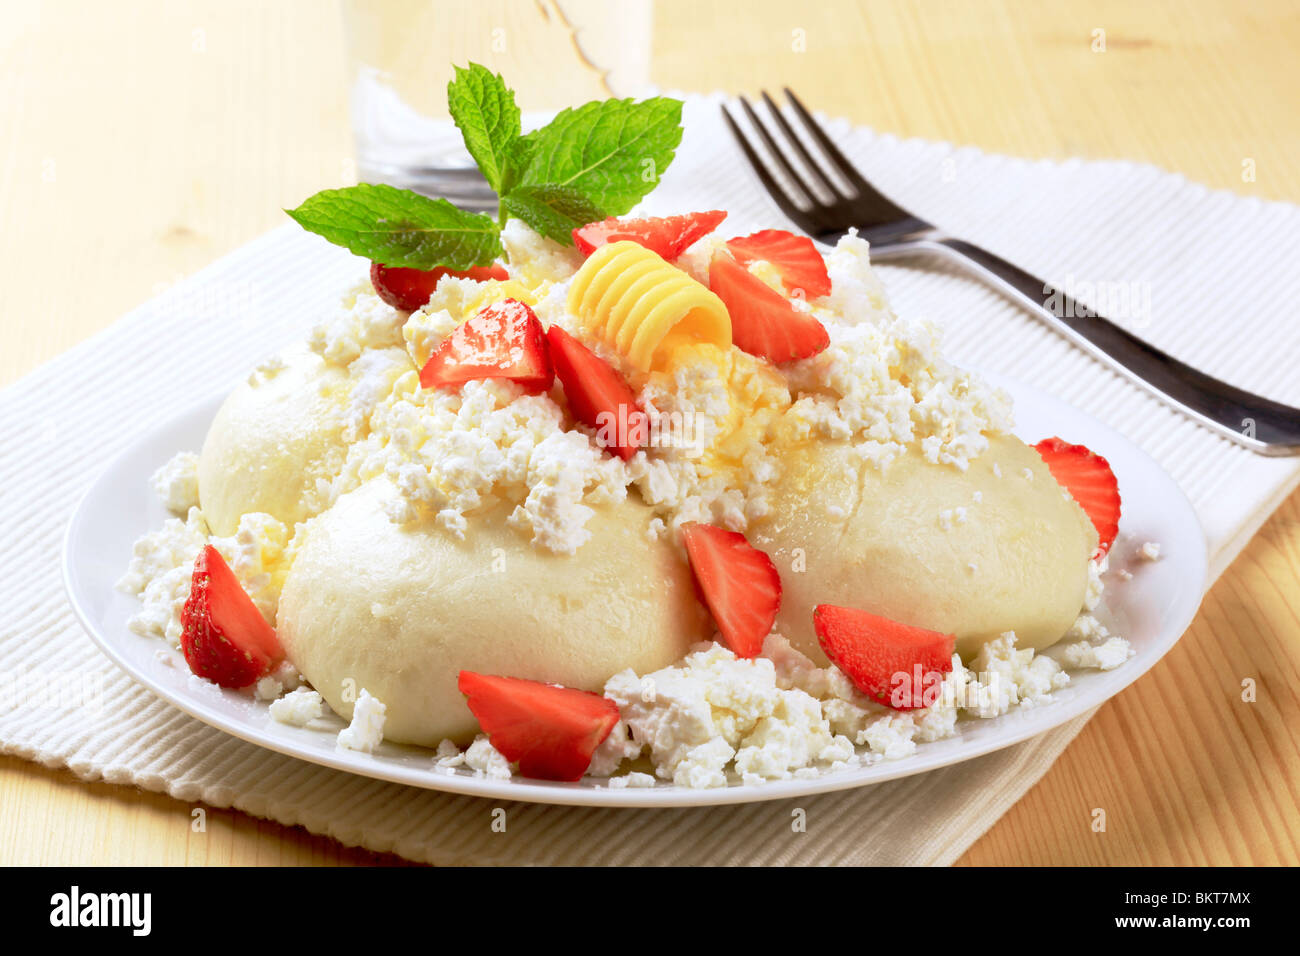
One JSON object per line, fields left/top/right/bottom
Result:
{"left": 1, "top": 0, "right": 1297, "bottom": 866}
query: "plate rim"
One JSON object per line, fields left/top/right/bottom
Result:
{"left": 62, "top": 372, "right": 1209, "bottom": 808}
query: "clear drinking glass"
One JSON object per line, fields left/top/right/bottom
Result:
{"left": 342, "top": 0, "right": 654, "bottom": 210}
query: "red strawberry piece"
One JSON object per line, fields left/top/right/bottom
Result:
{"left": 725, "top": 229, "right": 832, "bottom": 299}
{"left": 708, "top": 251, "right": 829, "bottom": 362}
{"left": 1033, "top": 437, "right": 1122, "bottom": 558}
{"left": 572, "top": 210, "right": 728, "bottom": 259}
{"left": 681, "top": 522, "right": 781, "bottom": 658}
{"left": 419, "top": 298, "right": 554, "bottom": 394}
{"left": 813, "top": 605, "right": 955, "bottom": 711}
{"left": 180, "top": 545, "right": 284, "bottom": 689}
{"left": 546, "top": 325, "right": 649, "bottom": 460}
{"left": 370, "top": 261, "right": 509, "bottom": 312}
{"left": 457, "top": 671, "right": 621, "bottom": 781}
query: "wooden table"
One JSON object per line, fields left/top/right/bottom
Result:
{"left": 2, "top": 0, "right": 1297, "bottom": 866}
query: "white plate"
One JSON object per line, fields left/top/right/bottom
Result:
{"left": 63, "top": 372, "right": 1207, "bottom": 807}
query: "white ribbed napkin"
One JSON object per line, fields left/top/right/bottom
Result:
{"left": 2, "top": 95, "right": 1298, "bottom": 866}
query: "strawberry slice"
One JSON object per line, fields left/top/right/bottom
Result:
{"left": 546, "top": 325, "right": 648, "bottom": 460}
{"left": 1033, "top": 437, "right": 1122, "bottom": 557}
{"left": 419, "top": 298, "right": 554, "bottom": 394}
{"left": 572, "top": 210, "right": 728, "bottom": 259}
{"left": 681, "top": 522, "right": 781, "bottom": 658}
{"left": 708, "top": 251, "right": 829, "bottom": 363}
{"left": 370, "top": 261, "right": 509, "bottom": 312}
{"left": 458, "top": 671, "right": 621, "bottom": 781}
{"left": 181, "top": 545, "right": 284, "bottom": 689}
{"left": 813, "top": 605, "right": 954, "bottom": 711}
{"left": 725, "top": 229, "right": 832, "bottom": 299}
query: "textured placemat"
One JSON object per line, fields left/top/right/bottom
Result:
{"left": 2, "top": 94, "right": 1298, "bottom": 865}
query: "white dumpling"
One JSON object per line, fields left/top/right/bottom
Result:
{"left": 276, "top": 477, "right": 712, "bottom": 746}
{"left": 750, "top": 435, "right": 1096, "bottom": 662}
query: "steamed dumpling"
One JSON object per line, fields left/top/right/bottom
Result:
{"left": 276, "top": 477, "right": 711, "bottom": 746}
{"left": 198, "top": 345, "right": 407, "bottom": 535}
{"left": 751, "top": 435, "right": 1097, "bottom": 662}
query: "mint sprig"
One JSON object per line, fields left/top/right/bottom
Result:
{"left": 518, "top": 97, "right": 684, "bottom": 216}
{"left": 287, "top": 65, "right": 683, "bottom": 268}
{"left": 446, "top": 63, "right": 521, "bottom": 194}
{"left": 285, "top": 184, "right": 502, "bottom": 270}
{"left": 501, "top": 184, "right": 605, "bottom": 245}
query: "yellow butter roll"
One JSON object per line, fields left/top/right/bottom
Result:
{"left": 566, "top": 240, "right": 731, "bottom": 370}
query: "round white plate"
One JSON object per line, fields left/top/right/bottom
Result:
{"left": 63, "top": 372, "right": 1207, "bottom": 807}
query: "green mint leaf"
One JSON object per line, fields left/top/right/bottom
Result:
{"left": 498, "top": 135, "right": 537, "bottom": 196}
{"left": 446, "top": 63, "right": 521, "bottom": 194}
{"left": 518, "top": 97, "right": 683, "bottom": 216}
{"left": 500, "top": 185, "right": 605, "bottom": 245}
{"left": 286, "top": 183, "right": 502, "bottom": 270}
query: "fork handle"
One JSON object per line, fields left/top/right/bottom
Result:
{"left": 875, "top": 236, "right": 1300, "bottom": 455}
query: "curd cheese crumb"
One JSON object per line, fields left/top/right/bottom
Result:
{"left": 269, "top": 688, "right": 324, "bottom": 727}
{"left": 607, "top": 772, "right": 657, "bottom": 789}
{"left": 247, "top": 353, "right": 287, "bottom": 386}
{"left": 1058, "top": 636, "right": 1133, "bottom": 671}
{"left": 587, "top": 719, "right": 642, "bottom": 777}
{"left": 1138, "top": 541, "right": 1162, "bottom": 562}
{"left": 965, "top": 632, "right": 1069, "bottom": 717}
{"left": 337, "top": 689, "right": 386, "bottom": 752}
{"left": 594, "top": 624, "right": 1120, "bottom": 788}
{"left": 501, "top": 218, "right": 583, "bottom": 286}
{"left": 117, "top": 507, "right": 209, "bottom": 646}
{"left": 465, "top": 734, "right": 512, "bottom": 779}
{"left": 309, "top": 285, "right": 406, "bottom": 366}
{"left": 151, "top": 451, "right": 200, "bottom": 514}
{"left": 433, "top": 738, "right": 466, "bottom": 769}
{"left": 604, "top": 641, "right": 856, "bottom": 787}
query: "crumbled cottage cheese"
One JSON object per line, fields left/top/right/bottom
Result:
{"left": 324, "top": 373, "right": 628, "bottom": 553}
{"left": 337, "top": 689, "right": 387, "bottom": 752}
{"left": 429, "top": 734, "right": 514, "bottom": 779}
{"left": 432, "top": 738, "right": 466, "bottom": 772}
{"left": 269, "top": 687, "right": 325, "bottom": 727}
{"left": 254, "top": 660, "right": 303, "bottom": 701}
{"left": 1139, "top": 541, "right": 1162, "bottom": 562}
{"left": 464, "top": 735, "right": 513, "bottom": 779}
{"left": 117, "top": 499, "right": 291, "bottom": 647}
{"left": 118, "top": 506, "right": 210, "bottom": 645}
{"left": 309, "top": 285, "right": 406, "bottom": 366}
{"left": 781, "top": 311, "right": 1012, "bottom": 470}
{"left": 341, "top": 347, "right": 411, "bottom": 445}
{"left": 625, "top": 345, "right": 789, "bottom": 535}
{"left": 151, "top": 451, "right": 200, "bottom": 514}
{"left": 963, "top": 632, "right": 1070, "bottom": 717}
{"left": 587, "top": 717, "right": 643, "bottom": 776}
{"left": 1058, "top": 636, "right": 1132, "bottom": 671}
{"left": 247, "top": 353, "right": 287, "bottom": 386}
{"left": 589, "top": 602, "right": 1128, "bottom": 788}
{"left": 501, "top": 217, "right": 583, "bottom": 286}
{"left": 312, "top": 225, "right": 1013, "bottom": 554}
{"left": 601, "top": 641, "right": 859, "bottom": 788}
{"left": 1049, "top": 554, "right": 1133, "bottom": 671}
{"left": 607, "top": 771, "right": 657, "bottom": 789}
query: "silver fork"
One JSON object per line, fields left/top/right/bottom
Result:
{"left": 722, "top": 90, "right": 1300, "bottom": 455}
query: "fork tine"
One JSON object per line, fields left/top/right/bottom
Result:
{"left": 781, "top": 87, "right": 878, "bottom": 197}
{"left": 736, "top": 95, "right": 831, "bottom": 209}
{"left": 720, "top": 103, "right": 818, "bottom": 235}
{"left": 758, "top": 90, "right": 847, "bottom": 200}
